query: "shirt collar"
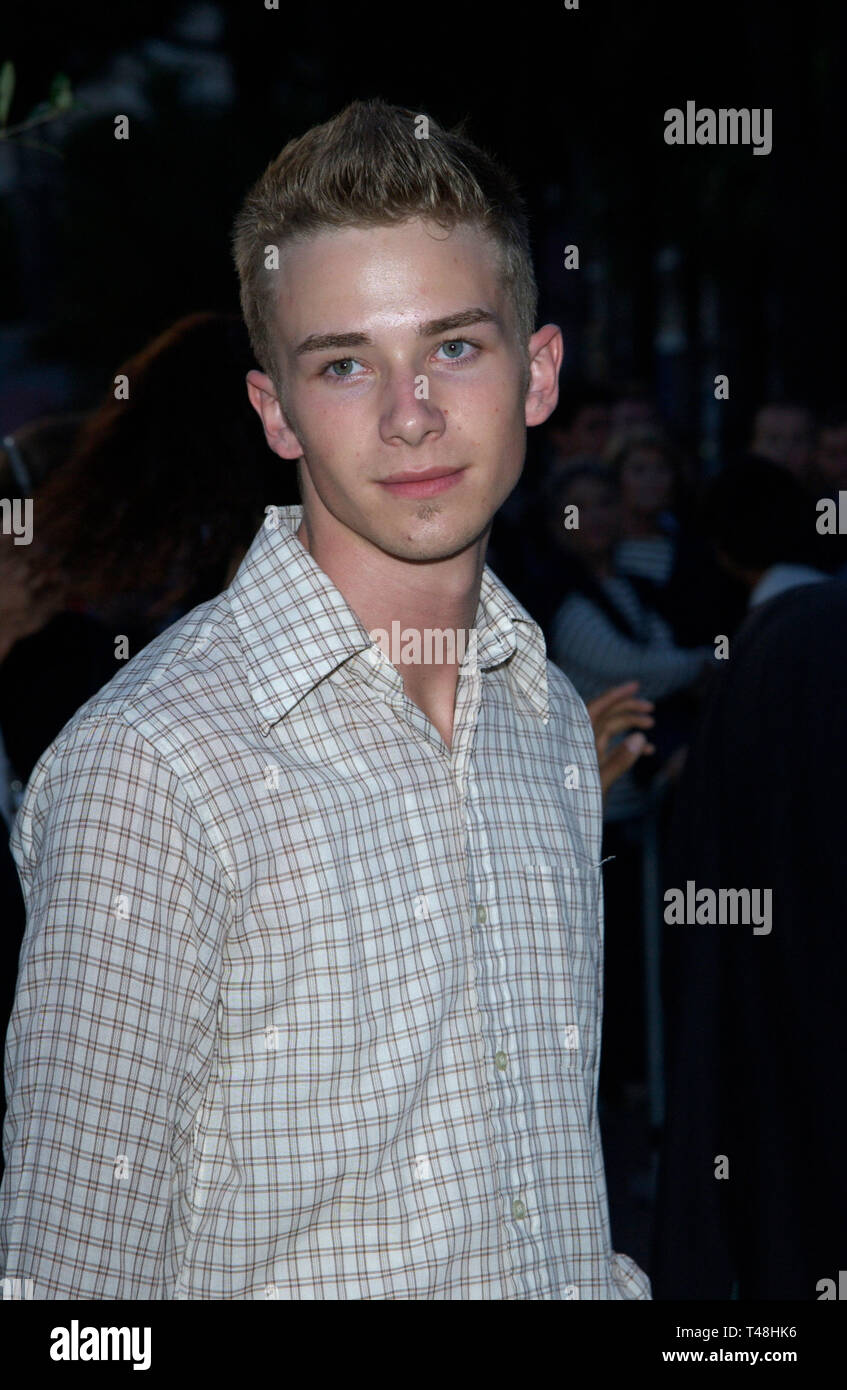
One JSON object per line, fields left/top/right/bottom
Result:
{"left": 227, "top": 505, "right": 550, "bottom": 728}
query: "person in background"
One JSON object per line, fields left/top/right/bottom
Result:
{"left": 487, "top": 387, "right": 614, "bottom": 641}
{"left": 606, "top": 426, "right": 678, "bottom": 587}
{"left": 25, "top": 312, "right": 297, "bottom": 640}
{"left": 0, "top": 312, "right": 295, "bottom": 1182}
{"left": 587, "top": 681, "right": 655, "bottom": 801}
{"left": 747, "top": 400, "right": 815, "bottom": 486}
{"left": 547, "top": 461, "right": 716, "bottom": 1106}
{"left": 813, "top": 406, "right": 847, "bottom": 494}
{"left": 701, "top": 456, "right": 829, "bottom": 612}
{"left": 546, "top": 380, "right": 614, "bottom": 463}
{"left": 609, "top": 381, "right": 658, "bottom": 436}
{"left": 1, "top": 312, "right": 297, "bottom": 794}
{"left": 808, "top": 406, "right": 847, "bottom": 578}
{"left": 652, "top": 578, "right": 847, "bottom": 1298}
{"left": 488, "top": 388, "right": 641, "bottom": 646}
{"left": 548, "top": 463, "right": 715, "bottom": 773}
{"left": 605, "top": 425, "right": 726, "bottom": 647}
{"left": 1, "top": 414, "right": 88, "bottom": 499}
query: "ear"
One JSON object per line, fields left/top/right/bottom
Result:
{"left": 524, "top": 324, "right": 564, "bottom": 429}
{"left": 246, "top": 370, "right": 304, "bottom": 460}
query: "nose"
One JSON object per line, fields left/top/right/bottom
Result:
{"left": 379, "top": 368, "right": 446, "bottom": 448}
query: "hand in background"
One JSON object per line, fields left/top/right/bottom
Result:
{"left": 586, "top": 680, "right": 656, "bottom": 798}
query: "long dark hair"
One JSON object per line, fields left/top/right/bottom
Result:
{"left": 29, "top": 312, "right": 298, "bottom": 618}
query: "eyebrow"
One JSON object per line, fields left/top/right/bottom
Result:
{"left": 293, "top": 307, "right": 501, "bottom": 357}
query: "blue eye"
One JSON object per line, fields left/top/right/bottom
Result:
{"left": 320, "top": 339, "right": 481, "bottom": 383}
{"left": 436, "top": 340, "right": 482, "bottom": 364}
{"left": 324, "top": 358, "right": 364, "bottom": 379}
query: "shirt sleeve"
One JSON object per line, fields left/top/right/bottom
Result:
{"left": 0, "top": 712, "right": 233, "bottom": 1298}
{"left": 551, "top": 594, "right": 712, "bottom": 702}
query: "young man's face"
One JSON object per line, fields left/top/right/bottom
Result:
{"left": 248, "top": 216, "right": 560, "bottom": 564}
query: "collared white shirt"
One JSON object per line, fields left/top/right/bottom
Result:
{"left": 0, "top": 505, "right": 650, "bottom": 1300}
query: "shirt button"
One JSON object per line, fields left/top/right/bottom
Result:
{"left": 512, "top": 1198, "right": 526, "bottom": 1220}
{"left": 494, "top": 1051, "right": 508, "bottom": 1070}
{"left": 476, "top": 905, "right": 487, "bottom": 925}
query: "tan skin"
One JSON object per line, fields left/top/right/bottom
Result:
{"left": 587, "top": 681, "right": 656, "bottom": 796}
{"left": 246, "top": 217, "right": 561, "bottom": 752}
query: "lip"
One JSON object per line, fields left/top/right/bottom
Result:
{"left": 378, "top": 466, "right": 466, "bottom": 499}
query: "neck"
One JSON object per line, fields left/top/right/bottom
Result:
{"left": 294, "top": 502, "right": 486, "bottom": 749}
{"left": 296, "top": 510, "right": 484, "bottom": 638}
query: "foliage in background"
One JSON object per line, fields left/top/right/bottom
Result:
{"left": 0, "top": 61, "right": 74, "bottom": 154}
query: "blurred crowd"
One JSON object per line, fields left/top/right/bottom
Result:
{"left": 488, "top": 381, "right": 847, "bottom": 1297}
{"left": 1, "top": 318, "right": 845, "bottom": 1298}
{"left": 488, "top": 379, "right": 846, "bottom": 1103}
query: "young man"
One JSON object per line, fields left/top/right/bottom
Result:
{"left": 0, "top": 100, "right": 651, "bottom": 1299}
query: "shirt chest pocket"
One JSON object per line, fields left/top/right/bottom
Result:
{"left": 519, "top": 858, "right": 602, "bottom": 1072}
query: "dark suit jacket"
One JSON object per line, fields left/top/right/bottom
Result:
{"left": 652, "top": 579, "right": 847, "bottom": 1298}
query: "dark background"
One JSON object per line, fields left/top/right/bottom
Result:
{"left": 2, "top": 0, "right": 844, "bottom": 464}
{"left": 2, "top": 0, "right": 845, "bottom": 1301}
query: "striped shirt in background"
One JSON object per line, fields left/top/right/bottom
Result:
{"left": 550, "top": 576, "right": 713, "bottom": 821}
{"left": 0, "top": 505, "right": 650, "bottom": 1300}
{"left": 614, "top": 534, "right": 676, "bottom": 587}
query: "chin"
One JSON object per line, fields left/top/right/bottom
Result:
{"left": 380, "top": 524, "right": 483, "bottom": 564}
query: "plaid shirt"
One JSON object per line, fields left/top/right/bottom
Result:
{"left": 1, "top": 505, "right": 651, "bottom": 1300}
